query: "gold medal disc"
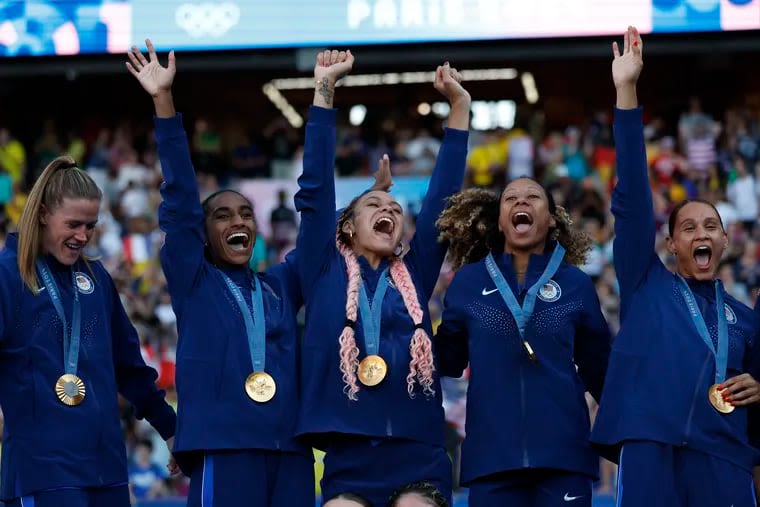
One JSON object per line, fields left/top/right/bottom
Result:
{"left": 357, "top": 355, "right": 388, "bottom": 387}
{"left": 55, "top": 374, "right": 86, "bottom": 406}
{"left": 245, "top": 372, "right": 276, "bottom": 403}
{"left": 708, "top": 384, "right": 734, "bottom": 414}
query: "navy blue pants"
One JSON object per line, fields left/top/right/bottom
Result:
{"left": 321, "top": 437, "right": 451, "bottom": 507}
{"left": 617, "top": 441, "right": 756, "bottom": 507}
{"left": 5, "top": 484, "right": 129, "bottom": 507}
{"left": 468, "top": 468, "right": 592, "bottom": 507}
{"left": 187, "top": 449, "right": 314, "bottom": 507}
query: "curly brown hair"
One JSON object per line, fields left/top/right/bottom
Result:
{"left": 436, "top": 182, "right": 591, "bottom": 270}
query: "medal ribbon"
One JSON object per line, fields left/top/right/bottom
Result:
{"left": 37, "top": 260, "right": 82, "bottom": 376}
{"left": 484, "top": 244, "right": 565, "bottom": 338}
{"left": 677, "top": 276, "right": 728, "bottom": 384}
{"left": 358, "top": 268, "right": 390, "bottom": 357}
{"left": 221, "top": 272, "right": 266, "bottom": 373}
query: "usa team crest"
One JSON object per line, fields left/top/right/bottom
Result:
{"left": 74, "top": 272, "right": 95, "bottom": 294}
{"left": 537, "top": 280, "right": 561, "bottom": 302}
{"left": 724, "top": 303, "right": 737, "bottom": 325}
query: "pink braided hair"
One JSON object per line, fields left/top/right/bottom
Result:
{"left": 389, "top": 257, "right": 436, "bottom": 397}
{"left": 337, "top": 241, "right": 361, "bottom": 400}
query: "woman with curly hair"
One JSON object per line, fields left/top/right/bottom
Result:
{"left": 294, "top": 49, "right": 470, "bottom": 506}
{"left": 434, "top": 177, "right": 611, "bottom": 506}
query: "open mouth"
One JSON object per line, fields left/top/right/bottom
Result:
{"left": 64, "top": 242, "right": 84, "bottom": 251}
{"left": 693, "top": 245, "right": 712, "bottom": 269}
{"left": 511, "top": 212, "right": 534, "bottom": 233}
{"left": 373, "top": 216, "right": 395, "bottom": 237}
{"left": 226, "top": 232, "right": 251, "bottom": 251}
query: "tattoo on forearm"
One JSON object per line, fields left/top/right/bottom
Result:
{"left": 318, "top": 79, "right": 334, "bottom": 106}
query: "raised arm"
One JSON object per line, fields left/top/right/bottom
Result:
{"left": 406, "top": 63, "right": 470, "bottom": 298}
{"left": 127, "top": 40, "right": 205, "bottom": 296}
{"left": 294, "top": 50, "right": 354, "bottom": 297}
{"left": 609, "top": 27, "right": 652, "bottom": 319}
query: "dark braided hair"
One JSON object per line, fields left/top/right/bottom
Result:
{"left": 437, "top": 178, "right": 591, "bottom": 270}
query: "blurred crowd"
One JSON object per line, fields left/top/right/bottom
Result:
{"left": 0, "top": 92, "right": 759, "bottom": 501}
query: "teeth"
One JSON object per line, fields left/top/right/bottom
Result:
{"left": 374, "top": 216, "right": 394, "bottom": 233}
{"left": 226, "top": 232, "right": 249, "bottom": 241}
{"left": 515, "top": 212, "right": 530, "bottom": 218}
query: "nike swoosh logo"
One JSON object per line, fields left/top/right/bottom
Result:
{"left": 564, "top": 493, "right": 583, "bottom": 502}
{"left": 37, "top": 287, "right": 46, "bottom": 293}
{"left": 481, "top": 287, "right": 499, "bottom": 296}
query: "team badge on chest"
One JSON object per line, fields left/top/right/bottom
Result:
{"left": 724, "top": 303, "right": 737, "bottom": 325}
{"left": 74, "top": 272, "right": 94, "bottom": 294}
{"left": 537, "top": 280, "right": 561, "bottom": 302}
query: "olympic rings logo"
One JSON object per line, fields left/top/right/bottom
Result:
{"left": 175, "top": 2, "right": 241, "bottom": 38}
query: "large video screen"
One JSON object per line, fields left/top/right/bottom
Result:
{"left": 1, "top": 0, "right": 758, "bottom": 57}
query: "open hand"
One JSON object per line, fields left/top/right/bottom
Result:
{"left": 612, "top": 26, "right": 643, "bottom": 89}
{"left": 127, "top": 39, "right": 176, "bottom": 97}
{"left": 369, "top": 154, "right": 393, "bottom": 192}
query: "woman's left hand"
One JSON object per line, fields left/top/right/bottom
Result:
{"left": 720, "top": 373, "right": 760, "bottom": 406}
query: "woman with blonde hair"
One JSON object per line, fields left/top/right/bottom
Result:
{"left": 0, "top": 156, "right": 177, "bottom": 507}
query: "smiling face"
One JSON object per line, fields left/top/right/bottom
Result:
{"left": 667, "top": 201, "right": 727, "bottom": 281}
{"left": 39, "top": 197, "right": 100, "bottom": 265}
{"left": 498, "top": 178, "right": 556, "bottom": 254}
{"left": 342, "top": 190, "right": 404, "bottom": 258}
{"left": 204, "top": 191, "right": 256, "bottom": 267}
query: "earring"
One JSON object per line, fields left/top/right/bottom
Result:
{"left": 349, "top": 230, "right": 354, "bottom": 239}
{"left": 394, "top": 243, "right": 404, "bottom": 256}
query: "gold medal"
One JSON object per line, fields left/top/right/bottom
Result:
{"left": 357, "top": 355, "right": 387, "bottom": 387}
{"left": 245, "top": 372, "right": 276, "bottom": 403}
{"left": 708, "top": 384, "right": 734, "bottom": 414}
{"left": 55, "top": 374, "right": 86, "bottom": 406}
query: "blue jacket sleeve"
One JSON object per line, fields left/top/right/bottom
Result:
{"left": 264, "top": 249, "right": 302, "bottom": 310}
{"left": 294, "top": 106, "right": 337, "bottom": 299}
{"left": 0, "top": 265, "right": 14, "bottom": 343}
{"left": 611, "top": 107, "right": 656, "bottom": 321}
{"left": 155, "top": 114, "right": 206, "bottom": 299}
{"left": 574, "top": 275, "right": 612, "bottom": 402}
{"left": 434, "top": 273, "right": 469, "bottom": 377}
{"left": 405, "top": 128, "right": 468, "bottom": 300}
{"left": 106, "top": 270, "right": 176, "bottom": 440}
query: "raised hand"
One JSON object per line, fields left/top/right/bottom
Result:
{"left": 126, "top": 39, "right": 176, "bottom": 98}
{"left": 370, "top": 155, "right": 393, "bottom": 192}
{"left": 313, "top": 49, "right": 354, "bottom": 109}
{"left": 435, "top": 62, "right": 471, "bottom": 131}
{"left": 612, "top": 26, "right": 643, "bottom": 90}
{"left": 434, "top": 62, "right": 470, "bottom": 105}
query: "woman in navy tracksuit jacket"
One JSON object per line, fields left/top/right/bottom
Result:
{"left": 435, "top": 179, "right": 611, "bottom": 505}
{"left": 127, "top": 41, "right": 313, "bottom": 506}
{"left": 591, "top": 27, "right": 760, "bottom": 507}
{"left": 294, "top": 50, "right": 469, "bottom": 506}
{"left": 0, "top": 155, "right": 176, "bottom": 507}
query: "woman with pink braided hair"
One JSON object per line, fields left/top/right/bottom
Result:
{"left": 294, "top": 50, "right": 470, "bottom": 506}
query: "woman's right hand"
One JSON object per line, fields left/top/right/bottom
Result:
{"left": 611, "top": 25, "right": 643, "bottom": 110}
{"left": 127, "top": 38, "right": 176, "bottom": 98}
{"left": 313, "top": 50, "right": 354, "bottom": 108}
